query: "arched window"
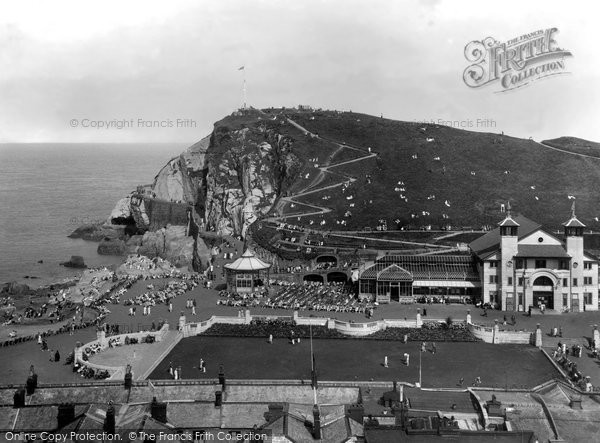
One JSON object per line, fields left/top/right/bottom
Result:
{"left": 533, "top": 276, "right": 553, "bottom": 286}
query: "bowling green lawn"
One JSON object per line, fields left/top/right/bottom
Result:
{"left": 148, "top": 336, "right": 560, "bottom": 389}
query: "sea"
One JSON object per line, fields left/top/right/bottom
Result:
{"left": 0, "top": 143, "right": 188, "bottom": 287}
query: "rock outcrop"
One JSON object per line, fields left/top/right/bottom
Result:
{"left": 102, "top": 109, "right": 305, "bottom": 270}
{"left": 137, "top": 225, "right": 210, "bottom": 270}
{"left": 107, "top": 197, "right": 133, "bottom": 225}
{"left": 60, "top": 256, "right": 87, "bottom": 269}
{"left": 1, "top": 281, "right": 31, "bottom": 295}
{"left": 97, "top": 238, "right": 127, "bottom": 256}
{"left": 68, "top": 223, "right": 124, "bottom": 242}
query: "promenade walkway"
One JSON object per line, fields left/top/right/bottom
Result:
{"left": 88, "top": 330, "right": 182, "bottom": 380}
{"left": 3, "top": 274, "right": 600, "bottom": 386}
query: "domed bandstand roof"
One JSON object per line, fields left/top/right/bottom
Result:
{"left": 224, "top": 249, "right": 271, "bottom": 272}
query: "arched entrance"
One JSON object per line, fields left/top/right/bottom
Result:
{"left": 315, "top": 255, "right": 338, "bottom": 269}
{"left": 303, "top": 274, "right": 324, "bottom": 284}
{"left": 532, "top": 275, "right": 555, "bottom": 309}
{"left": 327, "top": 271, "right": 348, "bottom": 284}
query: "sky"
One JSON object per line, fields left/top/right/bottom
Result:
{"left": 0, "top": 0, "right": 598, "bottom": 144}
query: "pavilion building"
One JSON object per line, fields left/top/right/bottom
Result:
{"left": 470, "top": 203, "right": 598, "bottom": 312}
{"left": 358, "top": 254, "right": 480, "bottom": 303}
{"left": 224, "top": 249, "right": 271, "bottom": 294}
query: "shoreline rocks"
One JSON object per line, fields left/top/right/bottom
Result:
{"left": 97, "top": 238, "right": 127, "bottom": 256}
{"left": 68, "top": 223, "right": 124, "bottom": 242}
{"left": 60, "top": 255, "right": 87, "bottom": 269}
{"left": 1, "top": 281, "right": 31, "bottom": 296}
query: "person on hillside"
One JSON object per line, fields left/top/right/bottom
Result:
{"left": 384, "top": 356, "right": 388, "bottom": 368}
{"left": 55, "top": 350, "right": 60, "bottom": 362}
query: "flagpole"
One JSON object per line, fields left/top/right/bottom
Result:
{"left": 238, "top": 65, "right": 247, "bottom": 110}
{"left": 419, "top": 349, "right": 422, "bottom": 388}
{"left": 242, "top": 67, "right": 247, "bottom": 110}
{"left": 310, "top": 323, "right": 317, "bottom": 405}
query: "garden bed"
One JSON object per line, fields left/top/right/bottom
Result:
{"left": 202, "top": 319, "right": 478, "bottom": 342}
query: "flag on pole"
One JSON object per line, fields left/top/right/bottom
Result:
{"left": 238, "top": 66, "right": 245, "bottom": 70}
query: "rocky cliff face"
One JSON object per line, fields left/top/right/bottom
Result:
{"left": 105, "top": 109, "right": 303, "bottom": 269}
{"left": 203, "top": 123, "right": 300, "bottom": 237}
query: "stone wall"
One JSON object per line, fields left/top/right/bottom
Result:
{"left": 468, "top": 322, "right": 534, "bottom": 345}
{"left": 74, "top": 324, "right": 170, "bottom": 378}
{"left": 180, "top": 311, "right": 538, "bottom": 344}
{"left": 143, "top": 198, "right": 191, "bottom": 231}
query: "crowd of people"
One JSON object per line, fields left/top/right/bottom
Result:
{"left": 217, "top": 280, "right": 375, "bottom": 314}
{"left": 553, "top": 342, "right": 596, "bottom": 392}
{"left": 122, "top": 278, "right": 200, "bottom": 310}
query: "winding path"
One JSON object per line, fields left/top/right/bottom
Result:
{"left": 265, "top": 116, "right": 452, "bottom": 251}
{"left": 269, "top": 117, "right": 377, "bottom": 222}
{"left": 534, "top": 141, "right": 600, "bottom": 160}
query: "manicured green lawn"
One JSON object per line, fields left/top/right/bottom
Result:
{"left": 149, "top": 336, "right": 559, "bottom": 389}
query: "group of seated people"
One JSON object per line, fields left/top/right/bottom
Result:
{"left": 217, "top": 280, "right": 375, "bottom": 313}
{"left": 122, "top": 279, "right": 199, "bottom": 307}
{"left": 73, "top": 362, "right": 110, "bottom": 379}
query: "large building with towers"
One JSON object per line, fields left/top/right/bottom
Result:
{"left": 470, "top": 204, "right": 598, "bottom": 312}
{"left": 358, "top": 204, "right": 598, "bottom": 311}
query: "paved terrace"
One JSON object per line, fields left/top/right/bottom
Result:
{"left": 2, "top": 272, "right": 600, "bottom": 386}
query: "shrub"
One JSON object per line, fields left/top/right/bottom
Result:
{"left": 202, "top": 320, "right": 478, "bottom": 342}
{"left": 444, "top": 316, "right": 453, "bottom": 329}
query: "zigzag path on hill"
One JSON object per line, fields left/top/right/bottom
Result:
{"left": 266, "top": 117, "right": 451, "bottom": 252}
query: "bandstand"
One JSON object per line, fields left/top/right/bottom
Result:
{"left": 224, "top": 249, "right": 271, "bottom": 293}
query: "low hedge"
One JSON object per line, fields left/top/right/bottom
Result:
{"left": 202, "top": 319, "right": 478, "bottom": 342}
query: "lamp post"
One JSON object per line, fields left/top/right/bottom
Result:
{"left": 418, "top": 350, "right": 422, "bottom": 388}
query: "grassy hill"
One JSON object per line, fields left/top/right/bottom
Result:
{"left": 275, "top": 110, "right": 600, "bottom": 231}
{"left": 541, "top": 136, "right": 600, "bottom": 158}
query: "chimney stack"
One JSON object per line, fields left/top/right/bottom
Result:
{"left": 312, "top": 404, "right": 321, "bottom": 440}
{"left": 218, "top": 365, "right": 226, "bottom": 391}
{"left": 264, "top": 403, "right": 285, "bottom": 422}
{"left": 26, "top": 365, "right": 38, "bottom": 396}
{"left": 124, "top": 364, "right": 132, "bottom": 389}
{"left": 57, "top": 403, "right": 75, "bottom": 428}
{"left": 346, "top": 403, "right": 364, "bottom": 424}
{"left": 569, "top": 397, "right": 583, "bottom": 410}
{"left": 103, "top": 402, "right": 116, "bottom": 434}
{"left": 150, "top": 397, "right": 168, "bottom": 423}
{"left": 13, "top": 388, "right": 25, "bottom": 408}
